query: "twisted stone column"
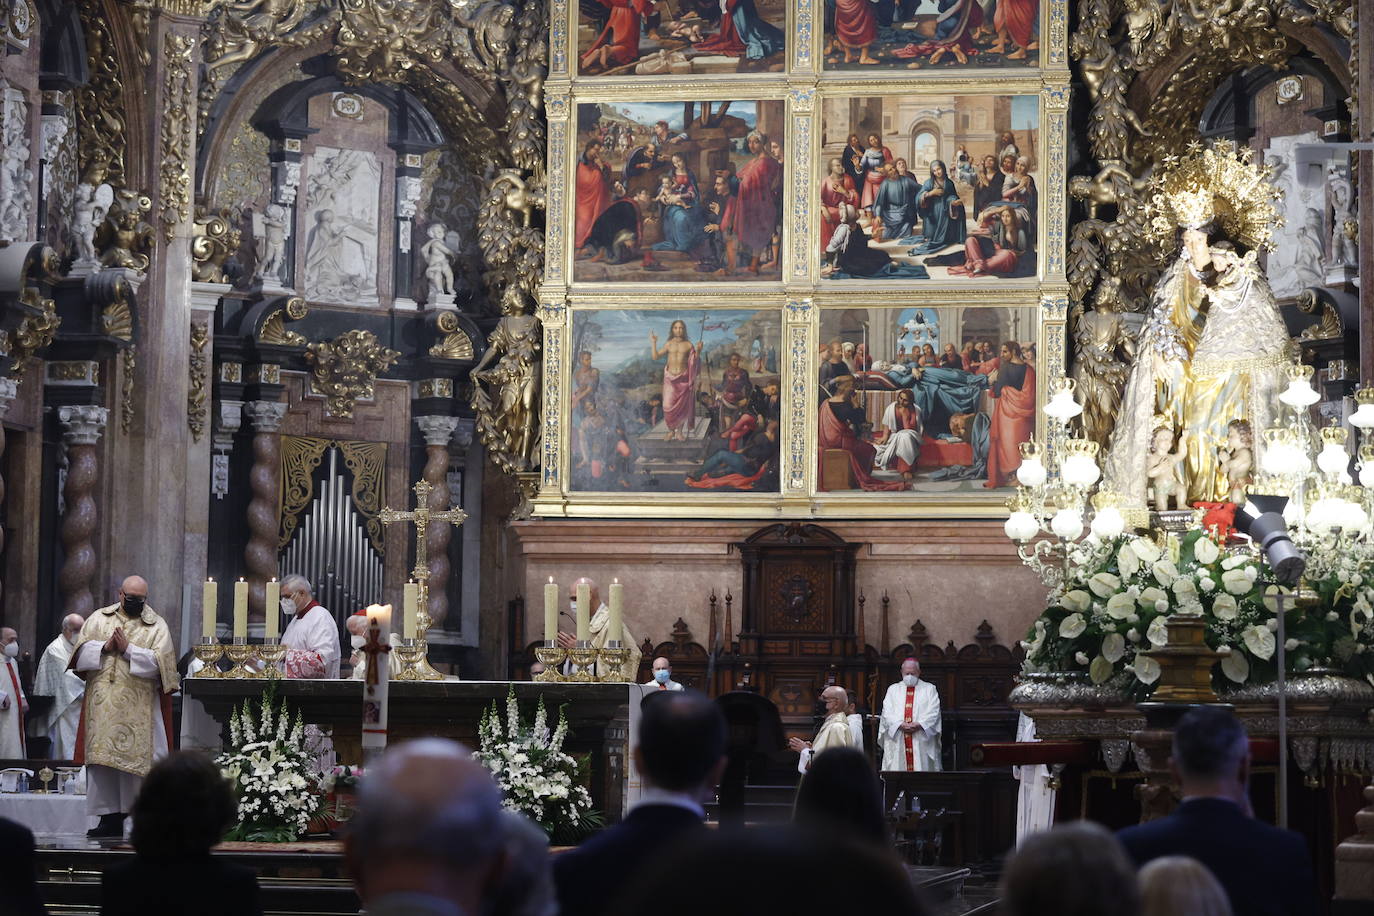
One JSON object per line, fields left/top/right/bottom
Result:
{"left": 58, "top": 406, "right": 108, "bottom": 618}
{"left": 0, "top": 379, "right": 18, "bottom": 610}
{"left": 243, "top": 401, "right": 287, "bottom": 620}
{"left": 415, "top": 415, "right": 461, "bottom": 627}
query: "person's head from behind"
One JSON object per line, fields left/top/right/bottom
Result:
{"left": 346, "top": 738, "right": 506, "bottom": 910}
{"left": 1170, "top": 705, "right": 1250, "bottom": 800}
{"left": 130, "top": 751, "right": 237, "bottom": 860}
{"left": 636, "top": 689, "right": 727, "bottom": 796}
{"left": 793, "top": 746, "right": 887, "bottom": 847}
{"left": 1139, "top": 856, "right": 1233, "bottom": 916}
{"left": 1000, "top": 821, "right": 1140, "bottom": 916}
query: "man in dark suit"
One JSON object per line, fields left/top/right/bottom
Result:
{"left": 1117, "top": 706, "right": 1317, "bottom": 916}
{"left": 0, "top": 815, "right": 45, "bottom": 916}
{"left": 554, "top": 690, "right": 728, "bottom": 916}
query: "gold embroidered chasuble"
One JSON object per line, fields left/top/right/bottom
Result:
{"left": 75, "top": 603, "right": 180, "bottom": 777}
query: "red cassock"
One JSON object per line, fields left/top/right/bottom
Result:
{"left": 994, "top": 0, "right": 1037, "bottom": 49}
{"left": 985, "top": 362, "right": 1037, "bottom": 488}
{"left": 834, "top": 0, "right": 877, "bottom": 47}
{"left": 581, "top": 0, "right": 654, "bottom": 68}
{"left": 818, "top": 400, "right": 908, "bottom": 492}
{"left": 575, "top": 159, "right": 611, "bottom": 248}
{"left": 725, "top": 154, "right": 782, "bottom": 253}
{"left": 819, "top": 175, "right": 858, "bottom": 250}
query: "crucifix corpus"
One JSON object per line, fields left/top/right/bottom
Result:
{"left": 378, "top": 478, "right": 467, "bottom": 680}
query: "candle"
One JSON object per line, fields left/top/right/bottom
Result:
{"left": 575, "top": 582, "right": 590, "bottom": 643}
{"left": 232, "top": 578, "right": 248, "bottom": 639}
{"left": 544, "top": 578, "right": 558, "bottom": 644}
{"left": 264, "top": 578, "right": 281, "bottom": 640}
{"left": 403, "top": 581, "right": 418, "bottom": 639}
{"left": 366, "top": 602, "right": 393, "bottom": 632}
{"left": 361, "top": 604, "right": 391, "bottom": 762}
{"left": 608, "top": 579, "right": 624, "bottom": 646}
{"left": 201, "top": 579, "right": 216, "bottom": 640}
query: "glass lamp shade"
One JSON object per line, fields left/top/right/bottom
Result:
{"left": 1090, "top": 506, "right": 1125, "bottom": 539}
{"left": 1307, "top": 496, "right": 1339, "bottom": 535}
{"left": 1349, "top": 400, "right": 1374, "bottom": 430}
{"left": 1337, "top": 499, "right": 1368, "bottom": 534}
{"left": 1017, "top": 456, "right": 1048, "bottom": 488}
{"left": 1004, "top": 511, "right": 1040, "bottom": 542}
{"left": 1361, "top": 464, "right": 1374, "bottom": 488}
{"left": 1049, "top": 508, "right": 1084, "bottom": 540}
{"left": 1060, "top": 454, "right": 1101, "bottom": 488}
{"left": 1318, "top": 442, "right": 1350, "bottom": 476}
{"left": 1279, "top": 378, "right": 1321, "bottom": 409}
{"left": 1044, "top": 389, "right": 1083, "bottom": 423}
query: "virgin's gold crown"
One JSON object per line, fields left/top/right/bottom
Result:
{"left": 1147, "top": 140, "right": 1282, "bottom": 251}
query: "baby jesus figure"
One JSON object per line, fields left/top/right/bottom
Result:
{"left": 1218, "top": 419, "right": 1254, "bottom": 505}
{"left": 1147, "top": 421, "right": 1187, "bottom": 511}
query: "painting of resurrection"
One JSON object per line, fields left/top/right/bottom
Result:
{"left": 816, "top": 305, "right": 1038, "bottom": 493}
{"left": 823, "top": 0, "right": 1039, "bottom": 71}
{"left": 818, "top": 95, "right": 1040, "bottom": 281}
{"left": 568, "top": 308, "right": 782, "bottom": 493}
{"left": 578, "top": 0, "right": 786, "bottom": 76}
{"left": 574, "top": 100, "right": 786, "bottom": 282}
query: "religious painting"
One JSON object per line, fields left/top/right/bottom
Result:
{"left": 818, "top": 95, "right": 1040, "bottom": 281}
{"left": 816, "top": 304, "right": 1039, "bottom": 493}
{"left": 576, "top": 1, "right": 786, "bottom": 76}
{"left": 567, "top": 308, "right": 782, "bottom": 493}
{"left": 573, "top": 100, "right": 786, "bottom": 283}
{"left": 823, "top": 0, "right": 1039, "bottom": 71}
{"left": 301, "top": 146, "right": 382, "bottom": 306}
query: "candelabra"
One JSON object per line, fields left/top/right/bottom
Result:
{"left": 533, "top": 644, "right": 567, "bottom": 682}
{"left": 223, "top": 640, "right": 260, "bottom": 678}
{"left": 192, "top": 638, "right": 223, "bottom": 677}
{"left": 255, "top": 639, "right": 286, "bottom": 678}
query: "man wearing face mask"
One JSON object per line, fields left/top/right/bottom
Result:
{"left": 279, "top": 574, "right": 341, "bottom": 679}
{"left": 0, "top": 627, "right": 28, "bottom": 758}
{"left": 72, "top": 576, "right": 180, "bottom": 838}
{"left": 643, "top": 656, "right": 683, "bottom": 691}
{"left": 556, "top": 577, "right": 641, "bottom": 680}
{"left": 879, "top": 658, "right": 942, "bottom": 772}
{"left": 346, "top": 611, "right": 398, "bottom": 681}
{"left": 32, "top": 614, "right": 85, "bottom": 758}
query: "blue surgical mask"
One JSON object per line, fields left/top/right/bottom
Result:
{"left": 653, "top": 669, "right": 671, "bottom": 684}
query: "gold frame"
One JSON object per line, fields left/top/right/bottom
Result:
{"left": 537, "top": 0, "right": 1070, "bottom": 519}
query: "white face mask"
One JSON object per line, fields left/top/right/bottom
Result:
{"left": 569, "top": 600, "right": 577, "bottom": 613}
{"left": 67, "top": 633, "right": 81, "bottom": 648}
{"left": 350, "top": 635, "right": 367, "bottom": 650}
{"left": 2, "top": 643, "right": 17, "bottom": 659}
{"left": 902, "top": 674, "right": 919, "bottom": 688}
{"left": 281, "top": 597, "right": 296, "bottom": 616}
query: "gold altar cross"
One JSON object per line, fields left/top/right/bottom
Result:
{"left": 378, "top": 479, "right": 467, "bottom": 587}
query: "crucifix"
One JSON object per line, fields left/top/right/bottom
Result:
{"left": 379, "top": 478, "right": 467, "bottom": 680}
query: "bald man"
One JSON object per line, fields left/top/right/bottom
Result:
{"left": 32, "top": 613, "right": 85, "bottom": 758}
{"left": 644, "top": 657, "right": 683, "bottom": 691}
{"left": 0, "top": 627, "right": 26, "bottom": 758}
{"left": 72, "top": 576, "right": 179, "bottom": 838}
{"left": 556, "top": 577, "right": 641, "bottom": 680}
{"left": 788, "top": 685, "right": 857, "bottom": 774}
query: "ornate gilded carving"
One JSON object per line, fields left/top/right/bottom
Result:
{"left": 10, "top": 297, "right": 59, "bottom": 371}
{"left": 470, "top": 288, "right": 540, "bottom": 475}
{"left": 95, "top": 192, "right": 155, "bottom": 272}
{"left": 120, "top": 345, "right": 136, "bottom": 435}
{"left": 190, "top": 206, "right": 242, "bottom": 283}
{"left": 74, "top": 0, "right": 128, "bottom": 188}
{"left": 429, "top": 310, "right": 474, "bottom": 360}
{"left": 158, "top": 32, "right": 195, "bottom": 242}
{"left": 101, "top": 299, "right": 133, "bottom": 341}
{"left": 188, "top": 323, "right": 209, "bottom": 441}
{"left": 1296, "top": 289, "right": 1344, "bottom": 341}
{"left": 305, "top": 329, "right": 401, "bottom": 419}
{"left": 260, "top": 304, "right": 307, "bottom": 347}
{"left": 278, "top": 435, "right": 388, "bottom": 554}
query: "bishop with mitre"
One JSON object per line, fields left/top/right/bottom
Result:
{"left": 71, "top": 576, "right": 179, "bottom": 838}
{"left": 880, "top": 658, "right": 942, "bottom": 772}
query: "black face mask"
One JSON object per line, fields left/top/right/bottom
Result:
{"left": 122, "top": 595, "right": 145, "bottom": 616}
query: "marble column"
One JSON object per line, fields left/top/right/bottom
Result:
{"left": 58, "top": 406, "right": 109, "bottom": 618}
{"left": 0, "top": 378, "right": 18, "bottom": 611}
{"left": 242, "top": 400, "right": 287, "bottom": 619}
{"left": 415, "top": 415, "right": 461, "bottom": 627}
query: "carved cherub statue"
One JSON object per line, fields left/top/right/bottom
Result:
{"left": 419, "top": 222, "right": 456, "bottom": 299}
{"left": 255, "top": 202, "right": 288, "bottom": 283}
{"left": 1147, "top": 419, "right": 1187, "bottom": 511}
{"left": 72, "top": 159, "right": 113, "bottom": 265}
{"left": 1219, "top": 419, "right": 1254, "bottom": 505}
{"left": 95, "top": 193, "right": 154, "bottom": 272}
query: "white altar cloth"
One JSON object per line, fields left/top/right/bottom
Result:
{"left": 0, "top": 793, "right": 100, "bottom": 838}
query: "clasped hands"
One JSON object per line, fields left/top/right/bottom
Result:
{"left": 900, "top": 720, "right": 923, "bottom": 734}
{"left": 787, "top": 737, "right": 811, "bottom": 753}
{"left": 102, "top": 629, "right": 129, "bottom": 656}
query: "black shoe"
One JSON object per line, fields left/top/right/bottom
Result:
{"left": 87, "top": 813, "right": 125, "bottom": 839}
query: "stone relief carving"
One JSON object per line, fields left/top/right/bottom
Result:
{"left": 1264, "top": 132, "right": 1323, "bottom": 299}
{"left": 395, "top": 174, "right": 422, "bottom": 254}
{"left": 0, "top": 82, "right": 32, "bottom": 244}
{"left": 1327, "top": 163, "right": 1358, "bottom": 269}
{"left": 302, "top": 146, "right": 380, "bottom": 305}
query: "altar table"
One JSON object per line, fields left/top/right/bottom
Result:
{"left": 0, "top": 793, "right": 99, "bottom": 838}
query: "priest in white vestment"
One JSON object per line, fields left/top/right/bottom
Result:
{"left": 1014, "top": 713, "right": 1056, "bottom": 843}
{"left": 789, "top": 685, "right": 856, "bottom": 774}
{"left": 557, "top": 578, "right": 641, "bottom": 680}
{"left": 280, "top": 574, "right": 341, "bottom": 678}
{"left": 643, "top": 657, "right": 683, "bottom": 691}
{"left": 880, "top": 658, "right": 942, "bottom": 772}
{"left": 0, "top": 627, "right": 28, "bottom": 758}
{"left": 346, "top": 612, "right": 399, "bottom": 681}
{"left": 33, "top": 614, "right": 85, "bottom": 758}
{"left": 72, "top": 577, "right": 179, "bottom": 838}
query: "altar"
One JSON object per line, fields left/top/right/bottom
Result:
{"left": 185, "top": 679, "right": 642, "bottom": 820}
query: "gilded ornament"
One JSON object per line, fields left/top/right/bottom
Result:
{"left": 120, "top": 346, "right": 136, "bottom": 434}
{"left": 1295, "top": 289, "right": 1343, "bottom": 342}
{"left": 101, "top": 299, "right": 133, "bottom": 341}
{"left": 470, "top": 288, "right": 540, "bottom": 475}
{"left": 95, "top": 192, "right": 155, "bottom": 272}
{"left": 429, "top": 311, "right": 474, "bottom": 360}
{"left": 285, "top": 296, "right": 307, "bottom": 320}
{"left": 188, "top": 323, "right": 209, "bottom": 442}
{"left": 191, "top": 206, "right": 242, "bottom": 283}
{"left": 158, "top": 33, "right": 195, "bottom": 242}
{"left": 1145, "top": 140, "right": 1282, "bottom": 252}
{"left": 260, "top": 308, "right": 306, "bottom": 347}
{"left": 305, "top": 329, "right": 401, "bottom": 419}
{"left": 74, "top": 0, "right": 128, "bottom": 188}
{"left": 10, "top": 297, "right": 59, "bottom": 371}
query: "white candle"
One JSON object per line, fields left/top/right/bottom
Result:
{"left": 202, "top": 579, "right": 216, "bottom": 640}
{"left": 544, "top": 577, "right": 558, "bottom": 644}
{"left": 608, "top": 579, "right": 624, "bottom": 646}
{"left": 403, "top": 581, "right": 418, "bottom": 639}
{"left": 361, "top": 604, "right": 391, "bottom": 761}
{"left": 232, "top": 579, "right": 248, "bottom": 639}
{"left": 575, "top": 583, "right": 590, "bottom": 643}
{"left": 264, "top": 579, "right": 281, "bottom": 640}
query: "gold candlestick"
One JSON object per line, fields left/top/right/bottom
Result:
{"left": 567, "top": 644, "right": 599, "bottom": 682}
{"left": 192, "top": 639, "right": 223, "bottom": 678}
{"left": 597, "top": 645, "right": 630, "bottom": 682}
{"left": 534, "top": 645, "right": 567, "bottom": 682}
{"left": 256, "top": 639, "right": 286, "bottom": 678}
{"left": 37, "top": 767, "right": 53, "bottom": 794}
{"left": 393, "top": 639, "right": 426, "bottom": 680}
{"left": 224, "top": 641, "right": 260, "bottom": 678}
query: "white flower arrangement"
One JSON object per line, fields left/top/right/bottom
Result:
{"left": 216, "top": 686, "right": 321, "bottom": 842}
{"left": 475, "top": 687, "right": 602, "bottom": 844}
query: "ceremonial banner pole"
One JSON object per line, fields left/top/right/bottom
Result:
{"left": 361, "top": 604, "right": 392, "bottom": 766}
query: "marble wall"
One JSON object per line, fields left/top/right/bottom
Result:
{"left": 504, "top": 519, "right": 1044, "bottom": 660}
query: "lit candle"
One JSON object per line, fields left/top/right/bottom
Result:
{"left": 361, "top": 604, "right": 392, "bottom": 762}
{"left": 608, "top": 579, "right": 624, "bottom": 647}
{"left": 202, "top": 579, "right": 216, "bottom": 640}
{"left": 544, "top": 577, "right": 558, "bottom": 644}
{"left": 366, "top": 602, "right": 393, "bottom": 633}
{"left": 403, "top": 580, "right": 418, "bottom": 639}
{"left": 576, "top": 582, "right": 590, "bottom": 643}
{"left": 264, "top": 578, "right": 281, "bottom": 640}
{"left": 233, "top": 578, "right": 248, "bottom": 639}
